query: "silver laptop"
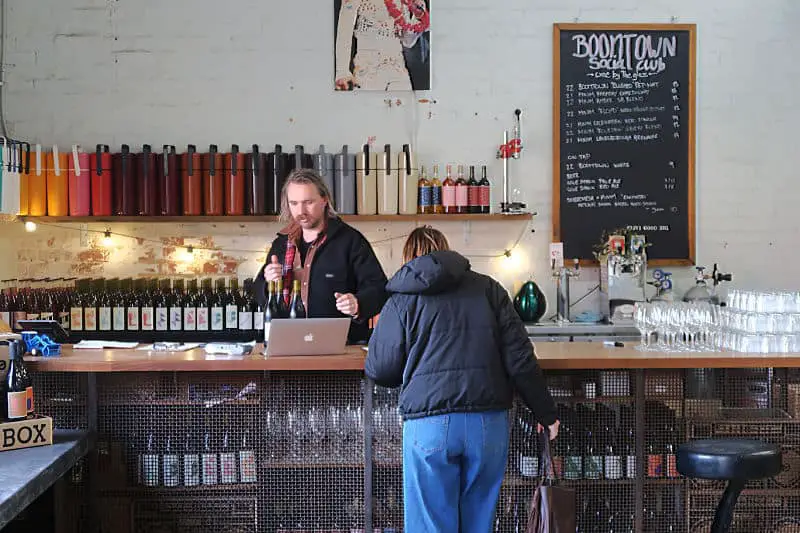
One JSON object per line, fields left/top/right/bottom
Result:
{"left": 264, "top": 318, "right": 350, "bottom": 356}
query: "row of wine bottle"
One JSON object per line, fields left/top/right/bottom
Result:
{"left": 10, "top": 142, "right": 498, "bottom": 218}
{"left": 0, "top": 277, "right": 307, "bottom": 336}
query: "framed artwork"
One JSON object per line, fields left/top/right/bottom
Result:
{"left": 334, "top": 0, "right": 431, "bottom": 91}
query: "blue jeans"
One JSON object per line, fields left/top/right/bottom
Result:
{"left": 402, "top": 410, "right": 509, "bottom": 532}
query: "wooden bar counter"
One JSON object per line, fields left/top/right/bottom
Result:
{"left": 25, "top": 341, "right": 800, "bottom": 372}
{"left": 25, "top": 342, "right": 800, "bottom": 532}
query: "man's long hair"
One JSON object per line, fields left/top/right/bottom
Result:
{"left": 279, "top": 168, "right": 339, "bottom": 222}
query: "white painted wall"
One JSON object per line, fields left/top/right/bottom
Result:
{"left": 2, "top": 0, "right": 799, "bottom": 315}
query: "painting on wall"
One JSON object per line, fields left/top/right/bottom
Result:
{"left": 334, "top": 0, "right": 431, "bottom": 91}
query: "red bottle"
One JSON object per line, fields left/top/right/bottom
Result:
{"left": 112, "top": 144, "right": 137, "bottom": 216}
{"left": 90, "top": 144, "right": 112, "bottom": 216}
{"left": 203, "top": 144, "right": 223, "bottom": 216}
{"left": 160, "top": 145, "right": 180, "bottom": 216}
{"left": 225, "top": 144, "right": 245, "bottom": 215}
{"left": 138, "top": 144, "right": 159, "bottom": 216}
{"left": 180, "top": 145, "right": 202, "bottom": 216}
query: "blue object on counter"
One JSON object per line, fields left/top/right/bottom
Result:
{"left": 573, "top": 310, "right": 603, "bottom": 323}
{"left": 23, "top": 332, "right": 61, "bottom": 357}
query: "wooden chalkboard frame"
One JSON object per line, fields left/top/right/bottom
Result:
{"left": 552, "top": 23, "right": 697, "bottom": 266}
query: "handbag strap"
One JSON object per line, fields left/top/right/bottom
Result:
{"left": 538, "top": 429, "right": 559, "bottom": 485}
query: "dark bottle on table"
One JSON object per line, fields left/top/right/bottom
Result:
{"left": 288, "top": 279, "right": 306, "bottom": 319}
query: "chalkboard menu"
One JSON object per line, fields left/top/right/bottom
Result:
{"left": 553, "top": 23, "right": 696, "bottom": 265}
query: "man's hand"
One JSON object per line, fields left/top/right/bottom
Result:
{"left": 537, "top": 419, "right": 560, "bottom": 441}
{"left": 264, "top": 255, "right": 283, "bottom": 282}
{"left": 334, "top": 292, "right": 359, "bottom": 317}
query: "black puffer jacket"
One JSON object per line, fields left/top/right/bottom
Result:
{"left": 365, "top": 250, "right": 557, "bottom": 424}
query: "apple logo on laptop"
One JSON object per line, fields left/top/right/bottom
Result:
{"left": 304, "top": 333, "right": 314, "bottom": 343}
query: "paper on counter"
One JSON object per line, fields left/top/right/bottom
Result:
{"left": 73, "top": 340, "right": 140, "bottom": 349}
{"left": 136, "top": 343, "right": 202, "bottom": 352}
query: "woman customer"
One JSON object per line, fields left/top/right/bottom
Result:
{"left": 365, "top": 226, "right": 559, "bottom": 532}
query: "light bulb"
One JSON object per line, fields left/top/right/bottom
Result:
{"left": 24, "top": 221, "right": 37, "bottom": 232}
{"left": 102, "top": 230, "right": 113, "bottom": 247}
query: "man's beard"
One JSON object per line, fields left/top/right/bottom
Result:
{"left": 296, "top": 215, "right": 321, "bottom": 229}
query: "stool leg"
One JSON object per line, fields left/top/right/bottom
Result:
{"left": 710, "top": 479, "right": 745, "bottom": 533}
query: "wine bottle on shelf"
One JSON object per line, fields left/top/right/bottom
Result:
{"left": 210, "top": 279, "right": 225, "bottom": 331}
{"left": 83, "top": 279, "right": 98, "bottom": 332}
{"left": 442, "top": 164, "right": 456, "bottom": 214}
{"left": 417, "top": 165, "right": 432, "bottom": 214}
{"left": 155, "top": 279, "right": 169, "bottom": 332}
{"left": 98, "top": 280, "right": 112, "bottom": 332}
{"left": 140, "top": 279, "right": 155, "bottom": 332}
{"left": 430, "top": 164, "right": 443, "bottom": 214}
{"left": 274, "top": 278, "right": 289, "bottom": 318}
{"left": 162, "top": 432, "right": 180, "bottom": 487}
{"left": 219, "top": 428, "right": 238, "bottom": 484}
{"left": 455, "top": 164, "right": 469, "bottom": 214}
{"left": 125, "top": 279, "right": 140, "bottom": 331}
{"left": 69, "top": 280, "right": 84, "bottom": 332}
{"left": 584, "top": 425, "right": 603, "bottom": 480}
{"left": 264, "top": 281, "right": 277, "bottom": 345}
{"left": 251, "top": 281, "right": 264, "bottom": 340}
{"left": 238, "top": 279, "right": 254, "bottom": 332}
{"left": 467, "top": 165, "right": 480, "bottom": 213}
{"left": 112, "top": 280, "right": 126, "bottom": 332}
{"left": 183, "top": 429, "right": 200, "bottom": 487}
{"left": 479, "top": 165, "right": 491, "bottom": 214}
{"left": 4, "top": 341, "right": 29, "bottom": 420}
{"left": 182, "top": 279, "right": 197, "bottom": 332}
{"left": 169, "top": 279, "right": 184, "bottom": 331}
{"left": 239, "top": 429, "right": 257, "bottom": 483}
{"left": 225, "top": 278, "right": 240, "bottom": 331}
{"left": 201, "top": 423, "right": 218, "bottom": 485}
{"left": 141, "top": 430, "right": 160, "bottom": 487}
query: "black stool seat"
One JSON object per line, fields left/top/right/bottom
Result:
{"left": 677, "top": 438, "right": 782, "bottom": 481}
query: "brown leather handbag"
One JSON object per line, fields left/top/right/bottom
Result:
{"left": 527, "top": 430, "right": 576, "bottom": 533}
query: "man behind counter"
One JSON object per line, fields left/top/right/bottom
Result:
{"left": 253, "top": 168, "right": 388, "bottom": 344}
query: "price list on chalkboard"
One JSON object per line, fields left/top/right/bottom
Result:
{"left": 554, "top": 24, "right": 696, "bottom": 264}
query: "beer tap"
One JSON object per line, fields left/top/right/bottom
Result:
{"left": 552, "top": 257, "right": 580, "bottom": 323}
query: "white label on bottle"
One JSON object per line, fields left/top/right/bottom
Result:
{"left": 40, "top": 311, "right": 54, "bottom": 320}
{"left": 626, "top": 455, "right": 636, "bottom": 478}
{"left": 141, "top": 453, "right": 159, "bottom": 486}
{"left": 253, "top": 311, "right": 264, "bottom": 331}
{"left": 238, "top": 311, "right": 253, "bottom": 331}
{"left": 6, "top": 391, "right": 27, "bottom": 419}
{"left": 70, "top": 307, "right": 83, "bottom": 331}
{"left": 141, "top": 307, "right": 154, "bottom": 331}
{"left": 26, "top": 312, "right": 40, "bottom": 321}
{"left": 183, "top": 453, "right": 200, "bottom": 486}
{"left": 113, "top": 307, "right": 125, "bottom": 330}
{"left": 98, "top": 307, "right": 112, "bottom": 330}
{"left": 196, "top": 308, "right": 209, "bottom": 330}
{"left": 155, "top": 307, "right": 168, "bottom": 331}
{"left": 519, "top": 455, "right": 539, "bottom": 477}
{"left": 211, "top": 307, "right": 224, "bottom": 330}
{"left": 585, "top": 455, "right": 603, "bottom": 479}
{"left": 83, "top": 308, "right": 96, "bottom": 330}
{"left": 605, "top": 455, "right": 623, "bottom": 479}
{"left": 127, "top": 308, "right": 139, "bottom": 330}
{"left": 225, "top": 305, "right": 238, "bottom": 329}
{"left": 239, "top": 450, "right": 257, "bottom": 483}
{"left": 0, "top": 312, "right": 11, "bottom": 325}
{"left": 183, "top": 307, "right": 196, "bottom": 331}
{"left": 169, "top": 308, "right": 182, "bottom": 330}
{"left": 201, "top": 454, "right": 218, "bottom": 485}
{"left": 219, "top": 452, "right": 237, "bottom": 483}
{"left": 163, "top": 454, "right": 180, "bottom": 486}
{"left": 263, "top": 322, "right": 271, "bottom": 344}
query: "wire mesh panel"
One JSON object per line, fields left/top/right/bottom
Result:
{"left": 372, "top": 385, "right": 404, "bottom": 531}
{"left": 684, "top": 367, "right": 800, "bottom": 533}
{"left": 89, "top": 370, "right": 365, "bottom": 532}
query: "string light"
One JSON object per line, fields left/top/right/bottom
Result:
{"left": 17, "top": 218, "right": 529, "bottom": 260}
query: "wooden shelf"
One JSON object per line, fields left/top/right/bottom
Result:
{"left": 18, "top": 213, "right": 533, "bottom": 223}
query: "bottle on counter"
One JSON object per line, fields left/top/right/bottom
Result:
{"left": 430, "top": 164, "right": 443, "bottom": 214}
{"left": 4, "top": 340, "right": 33, "bottom": 420}
{"left": 288, "top": 279, "right": 306, "bottom": 319}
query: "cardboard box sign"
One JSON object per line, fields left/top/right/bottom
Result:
{"left": 0, "top": 416, "right": 53, "bottom": 452}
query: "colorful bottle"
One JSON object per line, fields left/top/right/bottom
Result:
{"left": 181, "top": 145, "right": 202, "bottom": 216}
{"left": 442, "top": 164, "right": 456, "bottom": 214}
{"left": 203, "top": 144, "right": 224, "bottom": 216}
{"left": 468, "top": 165, "right": 480, "bottom": 214}
{"left": 397, "top": 144, "right": 418, "bottom": 215}
{"left": 417, "top": 165, "right": 432, "bottom": 214}
{"left": 112, "top": 144, "right": 137, "bottom": 216}
{"left": 90, "top": 144, "right": 113, "bottom": 216}
{"left": 479, "top": 165, "right": 491, "bottom": 214}
{"left": 18, "top": 143, "right": 29, "bottom": 216}
{"left": 356, "top": 144, "right": 377, "bottom": 215}
{"left": 430, "top": 164, "right": 443, "bottom": 214}
{"left": 224, "top": 144, "right": 245, "bottom": 215}
{"left": 28, "top": 144, "right": 46, "bottom": 216}
{"left": 160, "top": 145, "right": 180, "bottom": 216}
{"left": 68, "top": 145, "right": 91, "bottom": 216}
{"left": 455, "top": 164, "right": 469, "bottom": 214}
{"left": 46, "top": 145, "right": 69, "bottom": 216}
{"left": 377, "top": 144, "right": 398, "bottom": 215}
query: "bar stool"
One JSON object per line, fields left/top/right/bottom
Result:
{"left": 676, "top": 439, "right": 782, "bottom": 533}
